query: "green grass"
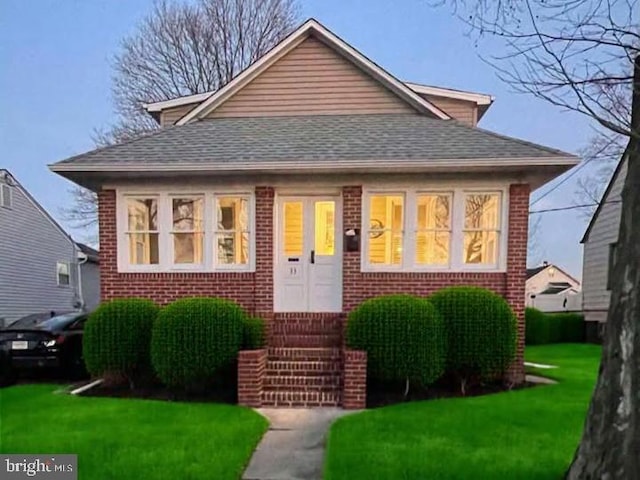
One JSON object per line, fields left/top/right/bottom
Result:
{"left": 325, "top": 344, "right": 601, "bottom": 480}
{"left": 0, "top": 385, "right": 268, "bottom": 479}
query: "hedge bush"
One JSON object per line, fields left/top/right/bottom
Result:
{"left": 151, "top": 297, "right": 245, "bottom": 389}
{"left": 83, "top": 298, "right": 159, "bottom": 382}
{"left": 346, "top": 294, "right": 446, "bottom": 388}
{"left": 525, "top": 308, "right": 584, "bottom": 344}
{"left": 242, "top": 316, "right": 266, "bottom": 349}
{"left": 429, "top": 286, "right": 516, "bottom": 384}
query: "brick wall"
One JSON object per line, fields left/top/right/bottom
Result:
{"left": 343, "top": 349, "right": 367, "bottom": 409}
{"left": 342, "top": 184, "right": 530, "bottom": 383}
{"left": 98, "top": 188, "right": 274, "bottom": 314}
{"left": 238, "top": 349, "right": 267, "bottom": 407}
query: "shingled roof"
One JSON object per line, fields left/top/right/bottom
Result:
{"left": 52, "top": 114, "right": 576, "bottom": 171}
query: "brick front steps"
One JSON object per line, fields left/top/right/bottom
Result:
{"left": 263, "top": 314, "right": 344, "bottom": 407}
{"left": 238, "top": 314, "right": 368, "bottom": 408}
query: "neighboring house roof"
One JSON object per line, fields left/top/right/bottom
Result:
{"left": 580, "top": 147, "right": 629, "bottom": 243}
{"left": 539, "top": 282, "right": 574, "bottom": 295}
{"left": 76, "top": 242, "right": 99, "bottom": 263}
{"left": 50, "top": 114, "right": 577, "bottom": 173}
{"left": 174, "top": 19, "right": 451, "bottom": 124}
{"left": 0, "top": 169, "right": 75, "bottom": 247}
{"left": 526, "top": 263, "right": 581, "bottom": 286}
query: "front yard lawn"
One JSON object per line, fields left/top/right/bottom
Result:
{"left": 325, "top": 344, "right": 601, "bottom": 480}
{"left": 0, "top": 384, "right": 268, "bottom": 479}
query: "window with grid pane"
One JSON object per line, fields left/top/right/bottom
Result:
{"left": 416, "top": 193, "right": 451, "bottom": 265}
{"left": 172, "top": 197, "right": 204, "bottom": 264}
{"left": 216, "top": 197, "right": 250, "bottom": 265}
{"left": 368, "top": 195, "right": 403, "bottom": 265}
{"left": 126, "top": 198, "right": 159, "bottom": 265}
{"left": 463, "top": 193, "right": 500, "bottom": 265}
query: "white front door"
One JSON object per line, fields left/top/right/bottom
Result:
{"left": 275, "top": 196, "right": 342, "bottom": 312}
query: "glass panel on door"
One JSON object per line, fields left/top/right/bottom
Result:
{"left": 284, "top": 201, "right": 303, "bottom": 256}
{"left": 314, "top": 201, "right": 335, "bottom": 256}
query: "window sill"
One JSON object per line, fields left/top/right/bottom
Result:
{"left": 117, "top": 266, "right": 255, "bottom": 274}
{"left": 360, "top": 266, "right": 506, "bottom": 274}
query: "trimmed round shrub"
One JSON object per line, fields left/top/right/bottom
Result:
{"left": 346, "top": 294, "right": 446, "bottom": 388}
{"left": 151, "top": 297, "right": 245, "bottom": 389}
{"left": 429, "top": 286, "right": 517, "bottom": 382}
{"left": 83, "top": 298, "right": 159, "bottom": 381}
{"left": 525, "top": 307, "right": 549, "bottom": 345}
{"left": 242, "top": 316, "right": 266, "bottom": 349}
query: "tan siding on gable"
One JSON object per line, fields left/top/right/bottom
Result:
{"left": 160, "top": 103, "right": 201, "bottom": 126}
{"left": 207, "top": 37, "right": 414, "bottom": 118}
{"left": 422, "top": 95, "right": 477, "bottom": 126}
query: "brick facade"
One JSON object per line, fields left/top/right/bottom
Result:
{"left": 99, "top": 181, "right": 530, "bottom": 406}
{"left": 98, "top": 188, "right": 274, "bottom": 314}
{"left": 342, "top": 184, "right": 529, "bottom": 383}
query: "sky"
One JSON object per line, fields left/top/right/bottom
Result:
{"left": 0, "top": 0, "right": 602, "bottom": 280}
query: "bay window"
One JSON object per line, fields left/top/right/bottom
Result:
{"left": 118, "top": 191, "right": 254, "bottom": 272}
{"left": 363, "top": 188, "right": 506, "bottom": 271}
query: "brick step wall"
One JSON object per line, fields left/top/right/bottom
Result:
{"left": 262, "top": 345, "right": 344, "bottom": 407}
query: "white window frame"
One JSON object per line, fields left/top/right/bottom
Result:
{"left": 414, "top": 192, "right": 453, "bottom": 269}
{"left": 365, "top": 192, "right": 405, "bottom": 270}
{"left": 57, "top": 261, "right": 71, "bottom": 286}
{"left": 213, "top": 194, "right": 253, "bottom": 270}
{"left": 116, "top": 189, "right": 255, "bottom": 273}
{"left": 361, "top": 186, "right": 509, "bottom": 273}
{"left": 169, "top": 194, "right": 206, "bottom": 269}
{"left": 0, "top": 184, "right": 12, "bottom": 208}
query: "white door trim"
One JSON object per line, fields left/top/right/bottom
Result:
{"left": 273, "top": 193, "right": 343, "bottom": 312}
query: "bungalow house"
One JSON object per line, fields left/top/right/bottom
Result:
{"left": 50, "top": 19, "right": 578, "bottom": 407}
{"left": 581, "top": 150, "right": 629, "bottom": 342}
{"left": 0, "top": 170, "right": 100, "bottom": 326}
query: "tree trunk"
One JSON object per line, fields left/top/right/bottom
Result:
{"left": 565, "top": 56, "right": 640, "bottom": 480}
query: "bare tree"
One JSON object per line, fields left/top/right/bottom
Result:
{"left": 62, "top": 0, "right": 299, "bottom": 232}
{"left": 574, "top": 129, "right": 626, "bottom": 217}
{"left": 437, "top": 1, "right": 639, "bottom": 477}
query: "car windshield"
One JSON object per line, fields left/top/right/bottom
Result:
{"left": 8, "top": 312, "right": 81, "bottom": 330}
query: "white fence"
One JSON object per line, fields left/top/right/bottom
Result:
{"left": 526, "top": 292, "right": 582, "bottom": 313}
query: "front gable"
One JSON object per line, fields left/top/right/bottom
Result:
{"left": 178, "top": 19, "right": 449, "bottom": 124}
{"left": 207, "top": 36, "right": 414, "bottom": 118}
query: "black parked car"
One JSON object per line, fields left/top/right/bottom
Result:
{"left": 0, "top": 311, "right": 89, "bottom": 383}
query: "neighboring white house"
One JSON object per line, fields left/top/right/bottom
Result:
{"left": 525, "top": 262, "right": 581, "bottom": 312}
{"left": 0, "top": 169, "right": 100, "bottom": 326}
{"left": 581, "top": 152, "right": 628, "bottom": 341}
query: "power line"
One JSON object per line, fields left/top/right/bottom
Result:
{"left": 529, "top": 136, "right": 617, "bottom": 207}
{"left": 529, "top": 200, "right": 622, "bottom": 214}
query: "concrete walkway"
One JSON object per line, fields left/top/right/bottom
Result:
{"left": 242, "top": 408, "right": 354, "bottom": 480}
